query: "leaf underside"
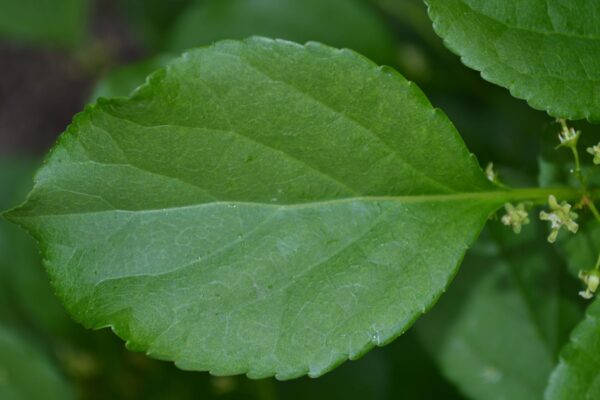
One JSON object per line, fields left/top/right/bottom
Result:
{"left": 6, "top": 38, "right": 503, "bottom": 379}
{"left": 425, "top": 0, "right": 600, "bottom": 122}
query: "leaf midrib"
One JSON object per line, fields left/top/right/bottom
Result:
{"left": 7, "top": 187, "right": 579, "bottom": 219}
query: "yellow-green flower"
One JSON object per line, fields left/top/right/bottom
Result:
{"left": 587, "top": 143, "right": 600, "bottom": 165}
{"left": 539, "top": 195, "right": 578, "bottom": 243}
{"left": 557, "top": 122, "right": 580, "bottom": 149}
{"left": 579, "top": 269, "right": 600, "bottom": 299}
{"left": 501, "top": 203, "right": 530, "bottom": 234}
{"left": 485, "top": 162, "right": 497, "bottom": 183}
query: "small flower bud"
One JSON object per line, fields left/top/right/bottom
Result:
{"left": 485, "top": 162, "right": 497, "bottom": 183}
{"left": 587, "top": 143, "right": 600, "bottom": 165}
{"left": 579, "top": 269, "right": 600, "bottom": 299}
{"left": 501, "top": 203, "right": 530, "bottom": 234}
{"left": 557, "top": 120, "right": 580, "bottom": 149}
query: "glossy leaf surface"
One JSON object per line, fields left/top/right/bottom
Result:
{"left": 425, "top": 0, "right": 600, "bottom": 121}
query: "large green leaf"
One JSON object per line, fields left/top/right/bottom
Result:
{"left": 546, "top": 298, "right": 600, "bottom": 399}
{"left": 0, "top": 326, "right": 73, "bottom": 400}
{"left": 166, "top": 0, "right": 396, "bottom": 64}
{"left": 5, "top": 38, "right": 565, "bottom": 379}
{"left": 0, "top": 0, "right": 88, "bottom": 49}
{"left": 425, "top": 0, "right": 600, "bottom": 121}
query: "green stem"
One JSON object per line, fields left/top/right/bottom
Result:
{"left": 557, "top": 119, "right": 586, "bottom": 190}
{"left": 263, "top": 187, "right": 586, "bottom": 209}
{"left": 595, "top": 253, "right": 600, "bottom": 270}
{"left": 504, "top": 187, "right": 582, "bottom": 204}
{"left": 571, "top": 146, "right": 585, "bottom": 188}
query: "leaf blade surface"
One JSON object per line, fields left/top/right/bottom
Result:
{"left": 425, "top": 0, "right": 600, "bottom": 121}
{"left": 7, "top": 38, "right": 504, "bottom": 378}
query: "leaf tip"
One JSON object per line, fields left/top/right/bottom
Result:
{"left": 1, "top": 204, "right": 27, "bottom": 228}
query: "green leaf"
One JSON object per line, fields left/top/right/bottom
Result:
{"left": 166, "top": 0, "right": 396, "bottom": 65}
{"left": 0, "top": 325, "right": 73, "bottom": 400}
{"left": 546, "top": 298, "right": 600, "bottom": 399}
{"left": 417, "top": 225, "right": 582, "bottom": 400}
{"left": 425, "top": 0, "right": 600, "bottom": 121}
{"left": 7, "top": 38, "right": 539, "bottom": 379}
{"left": 0, "top": 0, "right": 88, "bottom": 49}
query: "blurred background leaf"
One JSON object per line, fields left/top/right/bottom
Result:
{"left": 0, "top": 325, "right": 74, "bottom": 400}
{"left": 165, "top": 0, "right": 396, "bottom": 64}
{"left": 545, "top": 297, "right": 600, "bottom": 399}
{"left": 92, "top": 0, "right": 397, "bottom": 100}
{"left": 558, "top": 221, "right": 600, "bottom": 278}
{"left": 0, "top": 0, "right": 89, "bottom": 49}
{"left": 113, "top": 0, "right": 192, "bottom": 51}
